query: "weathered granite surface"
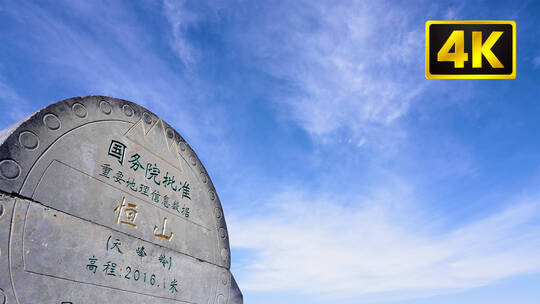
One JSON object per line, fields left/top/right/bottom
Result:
{"left": 0, "top": 96, "right": 242, "bottom": 304}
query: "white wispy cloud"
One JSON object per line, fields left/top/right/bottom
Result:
{"left": 534, "top": 56, "right": 540, "bottom": 68}
{"left": 235, "top": 1, "right": 430, "bottom": 148}
{"left": 228, "top": 189, "right": 540, "bottom": 301}
{"left": 162, "top": 0, "right": 200, "bottom": 66}
{"left": 1, "top": 1, "right": 229, "bottom": 149}
{"left": 4, "top": 1, "right": 175, "bottom": 108}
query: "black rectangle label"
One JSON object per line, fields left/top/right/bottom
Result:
{"left": 426, "top": 21, "right": 516, "bottom": 79}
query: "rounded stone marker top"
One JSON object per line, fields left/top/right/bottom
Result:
{"left": 0, "top": 96, "right": 243, "bottom": 303}
{"left": 0, "top": 96, "right": 231, "bottom": 268}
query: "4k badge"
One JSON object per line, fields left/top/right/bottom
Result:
{"left": 426, "top": 21, "right": 516, "bottom": 79}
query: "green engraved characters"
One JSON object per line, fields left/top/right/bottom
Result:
{"left": 163, "top": 195, "right": 170, "bottom": 208}
{"left": 181, "top": 207, "right": 190, "bottom": 218}
{"left": 146, "top": 163, "right": 161, "bottom": 185}
{"left": 105, "top": 140, "right": 192, "bottom": 200}
{"left": 151, "top": 190, "right": 161, "bottom": 203}
{"left": 84, "top": 240, "right": 180, "bottom": 294}
{"left": 180, "top": 182, "right": 190, "bottom": 200}
{"left": 126, "top": 177, "right": 138, "bottom": 191}
{"left": 100, "top": 164, "right": 113, "bottom": 178}
{"left": 86, "top": 256, "right": 98, "bottom": 274}
{"left": 139, "top": 184, "right": 150, "bottom": 196}
{"left": 108, "top": 140, "right": 126, "bottom": 165}
{"left": 158, "top": 254, "right": 172, "bottom": 270}
{"left": 103, "top": 261, "right": 118, "bottom": 276}
{"left": 170, "top": 279, "right": 179, "bottom": 294}
{"left": 106, "top": 236, "right": 123, "bottom": 254}
{"left": 113, "top": 171, "right": 125, "bottom": 184}
{"left": 172, "top": 201, "right": 189, "bottom": 218}
{"left": 162, "top": 172, "right": 177, "bottom": 190}
{"left": 128, "top": 153, "right": 144, "bottom": 171}
{"left": 136, "top": 246, "right": 147, "bottom": 258}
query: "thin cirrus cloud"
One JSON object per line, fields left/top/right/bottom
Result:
{"left": 534, "top": 56, "right": 540, "bottom": 68}
{"left": 0, "top": 0, "right": 228, "bottom": 149}
{"left": 228, "top": 189, "right": 540, "bottom": 300}
{"left": 162, "top": 0, "right": 200, "bottom": 66}
{"left": 230, "top": 0, "right": 431, "bottom": 148}
{"left": 1, "top": 1, "right": 179, "bottom": 109}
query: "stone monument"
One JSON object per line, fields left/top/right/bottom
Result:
{"left": 0, "top": 96, "right": 242, "bottom": 303}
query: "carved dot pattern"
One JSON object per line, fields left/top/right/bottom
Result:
{"left": 100, "top": 100, "right": 112, "bottom": 114}
{"left": 43, "top": 113, "right": 61, "bottom": 130}
{"left": 166, "top": 128, "right": 174, "bottom": 139}
{"left": 122, "top": 104, "right": 133, "bottom": 117}
{"left": 18, "top": 131, "right": 39, "bottom": 150}
{"left": 219, "top": 228, "right": 226, "bottom": 239}
{"left": 179, "top": 142, "right": 186, "bottom": 151}
{"left": 72, "top": 102, "right": 87, "bottom": 118}
{"left": 143, "top": 112, "right": 153, "bottom": 124}
{"left": 0, "top": 159, "right": 21, "bottom": 180}
{"left": 200, "top": 172, "right": 208, "bottom": 184}
{"left": 214, "top": 207, "right": 222, "bottom": 219}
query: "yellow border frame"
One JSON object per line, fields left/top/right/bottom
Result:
{"left": 425, "top": 20, "right": 516, "bottom": 79}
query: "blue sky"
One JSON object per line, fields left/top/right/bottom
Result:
{"left": 1, "top": 0, "right": 540, "bottom": 303}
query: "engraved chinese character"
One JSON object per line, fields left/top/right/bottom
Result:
{"left": 106, "top": 236, "right": 123, "bottom": 254}
{"left": 125, "top": 177, "right": 138, "bottom": 192}
{"left": 139, "top": 184, "right": 150, "bottom": 196}
{"left": 113, "top": 197, "right": 138, "bottom": 228}
{"left": 181, "top": 207, "right": 190, "bottom": 218}
{"left": 154, "top": 217, "right": 174, "bottom": 241}
{"left": 162, "top": 172, "right": 177, "bottom": 190}
{"left": 158, "top": 254, "right": 172, "bottom": 270}
{"left": 128, "top": 153, "right": 143, "bottom": 171}
{"left": 113, "top": 171, "right": 125, "bottom": 184}
{"left": 172, "top": 201, "right": 180, "bottom": 212}
{"left": 136, "top": 246, "right": 147, "bottom": 258}
{"left": 162, "top": 195, "right": 170, "bottom": 208}
{"left": 86, "top": 255, "right": 98, "bottom": 274}
{"left": 108, "top": 140, "right": 126, "bottom": 165}
{"left": 180, "top": 182, "right": 191, "bottom": 200}
{"left": 170, "top": 279, "right": 179, "bottom": 294}
{"left": 103, "top": 261, "right": 117, "bottom": 276}
{"left": 145, "top": 163, "right": 161, "bottom": 185}
{"left": 100, "top": 164, "right": 113, "bottom": 178}
{"left": 151, "top": 190, "right": 160, "bottom": 203}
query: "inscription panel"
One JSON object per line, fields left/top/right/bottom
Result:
{"left": 22, "top": 201, "right": 224, "bottom": 302}
{"left": 32, "top": 159, "right": 216, "bottom": 263}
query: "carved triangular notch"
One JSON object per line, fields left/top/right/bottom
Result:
{"left": 123, "top": 117, "right": 184, "bottom": 173}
